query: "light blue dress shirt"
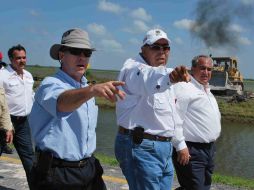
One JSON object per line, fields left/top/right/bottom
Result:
{"left": 29, "top": 69, "right": 98, "bottom": 161}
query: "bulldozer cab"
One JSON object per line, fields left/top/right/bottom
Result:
{"left": 212, "top": 57, "right": 235, "bottom": 72}
{"left": 210, "top": 57, "right": 244, "bottom": 95}
{"left": 212, "top": 57, "right": 242, "bottom": 80}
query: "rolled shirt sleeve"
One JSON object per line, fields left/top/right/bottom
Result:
{"left": 119, "top": 58, "right": 173, "bottom": 96}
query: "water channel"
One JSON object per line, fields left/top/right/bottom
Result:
{"left": 95, "top": 108, "right": 254, "bottom": 180}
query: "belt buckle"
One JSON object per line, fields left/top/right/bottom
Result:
{"left": 78, "top": 160, "right": 86, "bottom": 167}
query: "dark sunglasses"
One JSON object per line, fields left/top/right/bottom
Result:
{"left": 62, "top": 48, "right": 92, "bottom": 57}
{"left": 147, "top": 44, "right": 170, "bottom": 51}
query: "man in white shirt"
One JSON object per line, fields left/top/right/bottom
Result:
{"left": 115, "top": 29, "right": 190, "bottom": 190}
{"left": 0, "top": 44, "right": 34, "bottom": 188}
{"left": 173, "top": 55, "right": 221, "bottom": 190}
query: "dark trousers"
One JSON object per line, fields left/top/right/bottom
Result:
{"left": 173, "top": 142, "right": 216, "bottom": 190}
{"left": 30, "top": 154, "right": 107, "bottom": 190}
{"left": 12, "top": 117, "right": 34, "bottom": 189}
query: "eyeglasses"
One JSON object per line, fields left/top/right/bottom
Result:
{"left": 63, "top": 48, "right": 92, "bottom": 57}
{"left": 147, "top": 44, "right": 170, "bottom": 52}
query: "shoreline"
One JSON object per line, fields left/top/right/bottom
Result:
{"left": 96, "top": 97, "right": 254, "bottom": 124}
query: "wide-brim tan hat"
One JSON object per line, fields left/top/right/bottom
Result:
{"left": 50, "top": 28, "right": 95, "bottom": 60}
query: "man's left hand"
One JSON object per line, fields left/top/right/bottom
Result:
{"left": 5, "top": 130, "right": 13, "bottom": 144}
{"left": 177, "top": 147, "right": 190, "bottom": 166}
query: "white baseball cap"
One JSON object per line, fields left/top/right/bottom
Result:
{"left": 142, "top": 29, "right": 171, "bottom": 46}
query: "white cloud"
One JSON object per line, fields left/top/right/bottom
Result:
{"left": 98, "top": 0, "right": 123, "bottom": 14}
{"left": 241, "top": 0, "right": 254, "bottom": 5}
{"left": 30, "top": 10, "right": 39, "bottom": 17}
{"left": 100, "top": 39, "right": 123, "bottom": 52}
{"left": 238, "top": 36, "right": 252, "bottom": 45}
{"left": 133, "top": 20, "right": 149, "bottom": 32}
{"left": 87, "top": 23, "right": 106, "bottom": 36}
{"left": 130, "top": 8, "right": 152, "bottom": 22}
{"left": 129, "top": 38, "right": 140, "bottom": 45}
{"left": 27, "top": 27, "right": 49, "bottom": 36}
{"left": 124, "top": 20, "right": 149, "bottom": 33}
{"left": 174, "top": 19, "right": 195, "bottom": 30}
{"left": 230, "top": 24, "right": 245, "bottom": 33}
{"left": 174, "top": 37, "right": 183, "bottom": 45}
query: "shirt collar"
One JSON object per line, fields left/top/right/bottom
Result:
{"left": 6, "top": 64, "right": 18, "bottom": 75}
{"left": 191, "top": 76, "right": 210, "bottom": 92}
{"left": 137, "top": 53, "right": 147, "bottom": 65}
{"left": 55, "top": 69, "right": 88, "bottom": 88}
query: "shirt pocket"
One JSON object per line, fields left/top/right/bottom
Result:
{"left": 7, "top": 80, "right": 19, "bottom": 93}
{"left": 153, "top": 92, "right": 171, "bottom": 110}
{"left": 26, "top": 78, "right": 34, "bottom": 88}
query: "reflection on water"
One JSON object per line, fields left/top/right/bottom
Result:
{"left": 96, "top": 108, "right": 118, "bottom": 155}
{"left": 95, "top": 108, "right": 254, "bottom": 179}
{"left": 215, "top": 121, "right": 254, "bottom": 179}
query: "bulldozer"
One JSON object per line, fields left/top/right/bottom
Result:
{"left": 209, "top": 56, "right": 244, "bottom": 96}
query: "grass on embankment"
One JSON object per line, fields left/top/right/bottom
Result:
{"left": 213, "top": 173, "right": 254, "bottom": 190}
{"left": 217, "top": 98, "right": 254, "bottom": 124}
{"left": 96, "top": 96, "right": 254, "bottom": 124}
{"left": 95, "top": 153, "right": 254, "bottom": 190}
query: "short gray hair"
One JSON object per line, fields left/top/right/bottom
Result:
{"left": 191, "top": 55, "right": 213, "bottom": 67}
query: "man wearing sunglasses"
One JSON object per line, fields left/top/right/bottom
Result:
{"left": 115, "top": 29, "right": 190, "bottom": 190}
{"left": 29, "top": 28, "right": 125, "bottom": 190}
{"left": 173, "top": 55, "right": 221, "bottom": 190}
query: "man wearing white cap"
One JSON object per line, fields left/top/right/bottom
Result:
{"left": 29, "top": 28, "right": 125, "bottom": 189}
{"left": 115, "top": 29, "right": 190, "bottom": 190}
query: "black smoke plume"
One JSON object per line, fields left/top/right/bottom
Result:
{"left": 191, "top": 0, "right": 253, "bottom": 48}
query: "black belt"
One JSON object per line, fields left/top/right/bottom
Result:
{"left": 52, "top": 157, "right": 89, "bottom": 168}
{"left": 10, "top": 115, "right": 27, "bottom": 125}
{"left": 118, "top": 126, "right": 172, "bottom": 142}
{"left": 186, "top": 141, "right": 215, "bottom": 149}
{"left": 36, "top": 150, "right": 90, "bottom": 168}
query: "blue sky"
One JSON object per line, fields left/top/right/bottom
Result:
{"left": 0, "top": 0, "right": 253, "bottom": 79}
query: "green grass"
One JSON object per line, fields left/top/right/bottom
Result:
{"left": 217, "top": 98, "right": 254, "bottom": 123}
{"left": 27, "top": 65, "right": 254, "bottom": 124}
{"left": 95, "top": 97, "right": 115, "bottom": 108}
{"left": 26, "top": 65, "right": 58, "bottom": 79}
{"left": 94, "top": 153, "right": 119, "bottom": 166}
{"left": 95, "top": 97, "right": 254, "bottom": 124}
{"left": 213, "top": 174, "right": 254, "bottom": 190}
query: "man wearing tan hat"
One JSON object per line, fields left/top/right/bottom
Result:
{"left": 29, "top": 28, "right": 125, "bottom": 190}
{"left": 115, "top": 28, "right": 190, "bottom": 190}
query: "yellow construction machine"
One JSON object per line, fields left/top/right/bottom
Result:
{"left": 209, "top": 56, "right": 244, "bottom": 95}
